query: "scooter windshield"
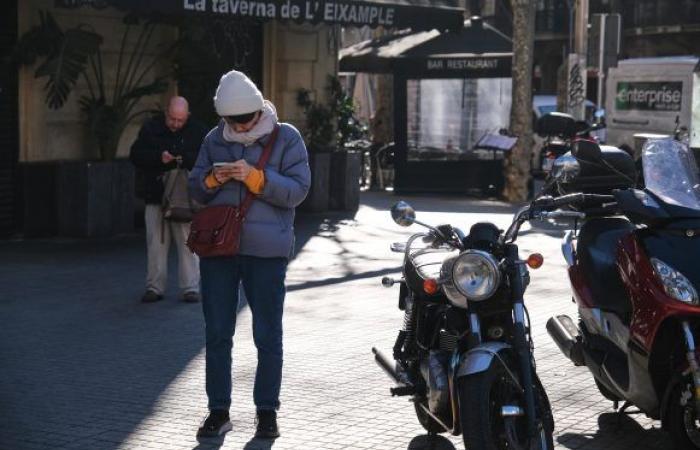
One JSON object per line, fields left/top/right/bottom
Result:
{"left": 643, "top": 138, "right": 700, "bottom": 211}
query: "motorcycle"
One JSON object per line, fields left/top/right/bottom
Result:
{"left": 544, "top": 135, "right": 700, "bottom": 449}
{"left": 373, "top": 198, "right": 557, "bottom": 449}
{"left": 533, "top": 111, "right": 605, "bottom": 180}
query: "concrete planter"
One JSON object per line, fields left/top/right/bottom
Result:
{"left": 300, "top": 152, "right": 331, "bottom": 213}
{"left": 21, "top": 162, "right": 59, "bottom": 237}
{"left": 56, "top": 159, "right": 135, "bottom": 237}
{"left": 22, "top": 159, "right": 135, "bottom": 238}
{"left": 329, "top": 150, "right": 361, "bottom": 212}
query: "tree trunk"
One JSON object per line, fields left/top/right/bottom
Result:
{"left": 503, "top": 0, "right": 536, "bottom": 202}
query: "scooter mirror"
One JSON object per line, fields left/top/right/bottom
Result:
{"left": 391, "top": 201, "right": 416, "bottom": 227}
{"left": 551, "top": 154, "right": 581, "bottom": 183}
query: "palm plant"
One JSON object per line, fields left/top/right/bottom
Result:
{"left": 15, "top": 12, "right": 171, "bottom": 160}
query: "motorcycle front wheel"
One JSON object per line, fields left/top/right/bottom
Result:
{"left": 414, "top": 397, "right": 446, "bottom": 434}
{"left": 458, "top": 356, "right": 554, "bottom": 450}
{"left": 664, "top": 381, "right": 700, "bottom": 449}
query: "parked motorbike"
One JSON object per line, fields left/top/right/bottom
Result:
{"left": 544, "top": 134, "right": 700, "bottom": 449}
{"left": 373, "top": 198, "right": 557, "bottom": 449}
{"left": 533, "top": 111, "right": 605, "bottom": 180}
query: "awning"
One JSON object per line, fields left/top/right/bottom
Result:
{"left": 339, "top": 17, "right": 513, "bottom": 77}
{"left": 55, "top": 0, "right": 464, "bottom": 31}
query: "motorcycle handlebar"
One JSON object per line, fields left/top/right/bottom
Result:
{"left": 533, "top": 193, "right": 615, "bottom": 209}
{"left": 539, "top": 210, "right": 586, "bottom": 220}
{"left": 504, "top": 193, "right": 616, "bottom": 243}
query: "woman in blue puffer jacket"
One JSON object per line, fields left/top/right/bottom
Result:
{"left": 188, "top": 70, "right": 310, "bottom": 440}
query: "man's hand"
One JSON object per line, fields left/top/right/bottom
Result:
{"left": 162, "top": 151, "right": 175, "bottom": 164}
{"left": 229, "top": 159, "right": 253, "bottom": 181}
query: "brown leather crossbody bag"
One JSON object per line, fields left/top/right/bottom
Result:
{"left": 186, "top": 125, "right": 279, "bottom": 258}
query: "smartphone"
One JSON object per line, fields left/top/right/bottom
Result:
{"left": 213, "top": 162, "right": 234, "bottom": 168}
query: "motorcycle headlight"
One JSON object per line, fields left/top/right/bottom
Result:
{"left": 452, "top": 250, "right": 501, "bottom": 301}
{"left": 651, "top": 257, "right": 699, "bottom": 304}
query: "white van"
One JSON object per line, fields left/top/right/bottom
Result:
{"left": 605, "top": 56, "right": 700, "bottom": 153}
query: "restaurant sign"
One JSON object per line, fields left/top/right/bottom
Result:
{"left": 426, "top": 58, "right": 502, "bottom": 71}
{"left": 56, "top": 0, "right": 463, "bottom": 31}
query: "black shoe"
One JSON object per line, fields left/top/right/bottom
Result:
{"left": 197, "top": 410, "right": 232, "bottom": 438}
{"left": 141, "top": 290, "right": 163, "bottom": 303}
{"left": 255, "top": 410, "right": 280, "bottom": 439}
{"left": 183, "top": 291, "right": 201, "bottom": 303}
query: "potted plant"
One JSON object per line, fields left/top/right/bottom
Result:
{"left": 296, "top": 88, "right": 334, "bottom": 213}
{"left": 327, "top": 75, "right": 366, "bottom": 212}
{"left": 297, "top": 76, "right": 367, "bottom": 213}
{"left": 15, "top": 12, "right": 170, "bottom": 237}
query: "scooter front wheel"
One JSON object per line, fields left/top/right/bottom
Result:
{"left": 457, "top": 355, "right": 554, "bottom": 450}
{"left": 665, "top": 381, "right": 700, "bottom": 449}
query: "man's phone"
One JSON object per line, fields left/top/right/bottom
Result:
{"left": 213, "top": 162, "right": 234, "bottom": 168}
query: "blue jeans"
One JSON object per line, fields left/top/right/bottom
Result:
{"left": 200, "top": 255, "right": 287, "bottom": 412}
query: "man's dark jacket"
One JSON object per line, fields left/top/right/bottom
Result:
{"left": 129, "top": 114, "right": 208, "bottom": 204}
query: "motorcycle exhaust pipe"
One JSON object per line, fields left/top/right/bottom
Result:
{"left": 372, "top": 347, "right": 400, "bottom": 382}
{"left": 546, "top": 315, "right": 585, "bottom": 366}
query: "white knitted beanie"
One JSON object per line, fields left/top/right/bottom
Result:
{"left": 214, "top": 70, "right": 264, "bottom": 116}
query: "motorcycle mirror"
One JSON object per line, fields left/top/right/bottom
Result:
{"left": 391, "top": 201, "right": 416, "bottom": 227}
{"left": 551, "top": 154, "right": 581, "bottom": 183}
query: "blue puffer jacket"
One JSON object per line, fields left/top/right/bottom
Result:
{"left": 188, "top": 122, "right": 311, "bottom": 259}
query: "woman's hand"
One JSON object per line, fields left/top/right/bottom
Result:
{"left": 211, "top": 159, "right": 253, "bottom": 184}
{"left": 212, "top": 166, "right": 236, "bottom": 184}
{"left": 229, "top": 160, "right": 253, "bottom": 181}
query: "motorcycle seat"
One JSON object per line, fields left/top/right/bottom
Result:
{"left": 577, "top": 218, "right": 635, "bottom": 323}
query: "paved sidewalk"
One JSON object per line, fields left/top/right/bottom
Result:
{"left": 0, "top": 192, "right": 673, "bottom": 449}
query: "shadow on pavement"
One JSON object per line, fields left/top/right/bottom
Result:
{"left": 0, "top": 191, "right": 535, "bottom": 449}
{"left": 0, "top": 209, "right": 356, "bottom": 450}
{"left": 242, "top": 437, "right": 276, "bottom": 449}
{"left": 407, "top": 434, "right": 456, "bottom": 450}
{"left": 556, "top": 412, "right": 671, "bottom": 449}
{"left": 193, "top": 436, "right": 225, "bottom": 449}
{"left": 287, "top": 266, "right": 401, "bottom": 292}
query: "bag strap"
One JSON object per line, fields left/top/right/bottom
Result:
{"left": 239, "top": 124, "right": 280, "bottom": 217}
{"left": 162, "top": 160, "right": 184, "bottom": 205}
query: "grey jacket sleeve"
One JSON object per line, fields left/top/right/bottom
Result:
{"left": 260, "top": 126, "right": 311, "bottom": 208}
{"left": 188, "top": 131, "right": 221, "bottom": 205}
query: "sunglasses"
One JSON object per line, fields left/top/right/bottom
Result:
{"left": 224, "top": 111, "right": 259, "bottom": 125}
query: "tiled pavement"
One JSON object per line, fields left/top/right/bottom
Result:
{"left": 0, "top": 192, "right": 674, "bottom": 450}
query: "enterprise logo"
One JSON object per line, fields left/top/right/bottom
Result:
{"left": 616, "top": 82, "right": 682, "bottom": 111}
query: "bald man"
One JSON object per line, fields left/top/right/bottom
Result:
{"left": 130, "top": 96, "right": 208, "bottom": 303}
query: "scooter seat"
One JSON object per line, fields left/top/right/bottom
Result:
{"left": 577, "top": 218, "right": 635, "bottom": 323}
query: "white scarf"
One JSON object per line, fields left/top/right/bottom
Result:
{"left": 222, "top": 100, "right": 278, "bottom": 146}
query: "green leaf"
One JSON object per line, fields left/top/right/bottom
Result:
{"left": 13, "top": 11, "right": 64, "bottom": 66}
{"left": 35, "top": 26, "right": 102, "bottom": 109}
{"left": 121, "top": 77, "right": 169, "bottom": 101}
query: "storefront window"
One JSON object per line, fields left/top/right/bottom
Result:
{"left": 406, "top": 78, "right": 512, "bottom": 161}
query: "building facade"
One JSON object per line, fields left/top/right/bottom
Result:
{"left": 0, "top": 1, "right": 341, "bottom": 236}
{"left": 533, "top": 0, "right": 700, "bottom": 97}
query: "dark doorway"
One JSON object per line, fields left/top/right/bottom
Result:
{"left": 0, "top": 0, "right": 20, "bottom": 237}
{"left": 176, "top": 18, "right": 264, "bottom": 128}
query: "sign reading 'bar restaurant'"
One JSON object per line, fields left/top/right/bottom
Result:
{"left": 427, "top": 58, "right": 501, "bottom": 71}
{"left": 56, "top": 0, "right": 464, "bottom": 31}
